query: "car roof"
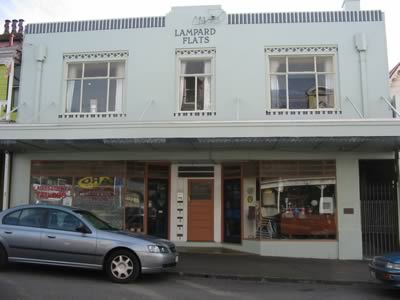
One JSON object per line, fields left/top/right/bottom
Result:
{"left": 2, "top": 204, "right": 80, "bottom": 213}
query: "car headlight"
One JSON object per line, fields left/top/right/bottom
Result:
{"left": 148, "top": 245, "right": 169, "bottom": 254}
{"left": 386, "top": 262, "right": 400, "bottom": 270}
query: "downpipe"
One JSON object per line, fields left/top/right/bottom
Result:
{"left": 2, "top": 151, "right": 12, "bottom": 211}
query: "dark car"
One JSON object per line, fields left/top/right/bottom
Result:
{"left": 0, "top": 204, "right": 178, "bottom": 283}
{"left": 369, "top": 252, "right": 400, "bottom": 288}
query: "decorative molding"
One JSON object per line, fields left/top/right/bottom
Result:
{"left": 58, "top": 113, "right": 127, "bottom": 119}
{"left": 175, "top": 48, "right": 216, "bottom": 56}
{"left": 26, "top": 17, "right": 165, "bottom": 34}
{"left": 265, "top": 110, "right": 342, "bottom": 116}
{"left": 265, "top": 46, "right": 337, "bottom": 54}
{"left": 228, "top": 10, "right": 383, "bottom": 25}
{"left": 174, "top": 112, "right": 216, "bottom": 117}
{"left": 63, "top": 51, "right": 129, "bottom": 61}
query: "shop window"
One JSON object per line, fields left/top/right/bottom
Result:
{"left": 73, "top": 176, "right": 124, "bottom": 229}
{"left": 245, "top": 160, "right": 337, "bottom": 240}
{"left": 30, "top": 176, "right": 73, "bottom": 206}
{"left": 268, "top": 54, "right": 336, "bottom": 110}
{"left": 176, "top": 49, "right": 215, "bottom": 112}
{"left": 65, "top": 60, "right": 125, "bottom": 113}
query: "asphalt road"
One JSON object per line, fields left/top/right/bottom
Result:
{"left": 0, "top": 264, "right": 399, "bottom": 300}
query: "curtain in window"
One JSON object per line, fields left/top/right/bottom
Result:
{"left": 180, "top": 61, "right": 187, "bottom": 110}
{"left": 269, "top": 60, "right": 281, "bottom": 109}
{"left": 66, "top": 81, "right": 77, "bottom": 112}
{"left": 203, "top": 61, "right": 211, "bottom": 111}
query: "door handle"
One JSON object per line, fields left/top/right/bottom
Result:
{"left": 4, "top": 231, "right": 12, "bottom": 234}
{"left": 47, "top": 235, "right": 56, "bottom": 239}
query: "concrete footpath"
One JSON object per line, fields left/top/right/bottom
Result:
{"left": 168, "top": 248, "right": 375, "bottom": 285}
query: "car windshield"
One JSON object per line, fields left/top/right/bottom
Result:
{"left": 74, "top": 210, "right": 117, "bottom": 231}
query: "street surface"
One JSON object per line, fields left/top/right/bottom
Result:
{"left": 0, "top": 264, "right": 398, "bottom": 299}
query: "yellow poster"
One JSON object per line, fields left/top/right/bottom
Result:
{"left": 0, "top": 65, "right": 9, "bottom": 100}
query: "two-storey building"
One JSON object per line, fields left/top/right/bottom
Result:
{"left": 1, "top": 0, "right": 399, "bottom": 259}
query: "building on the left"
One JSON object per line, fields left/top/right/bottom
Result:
{"left": 0, "top": 19, "right": 24, "bottom": 211}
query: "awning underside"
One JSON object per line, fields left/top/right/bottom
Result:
{"left": 0, "top": 137, "right": 399, "bottom": 153}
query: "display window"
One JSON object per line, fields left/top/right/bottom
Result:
{"left": 242, "top": 160, "right": 337, "bottom": 240}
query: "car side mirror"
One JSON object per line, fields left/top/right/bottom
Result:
{"left": 76, "top": 224, "right": 91, "bottom": 234}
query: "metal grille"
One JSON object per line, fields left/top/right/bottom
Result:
{"left": 361, "top": 183, "right": 399, "bottom": 257}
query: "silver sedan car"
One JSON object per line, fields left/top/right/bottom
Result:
{"left": 0, "top": 204, "right": 178, "bottom": 283}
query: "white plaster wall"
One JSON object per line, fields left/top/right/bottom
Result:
{"left": 336, "top": 156, "right": 363, "bottom": 260}
{"left": 213, "top": 165, "right": 222, "bottom": 243}
{"left": 260, "top": 241, "right": 338, "bottom": 259}
{"left": 10, "top": 154, "right": 31, "bottom": 208}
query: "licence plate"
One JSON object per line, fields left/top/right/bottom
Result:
{"left": 370, "top": 271, "right": 376, "bottom": 279}
{"left": 175, "top": 256, "right": 179, "bottom": 263}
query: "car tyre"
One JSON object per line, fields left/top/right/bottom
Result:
{"left": 105, "top": 250, "right": 140, "bottom": 283}
{"left": 0, "top": 244, "right": 8, "bottom": 270}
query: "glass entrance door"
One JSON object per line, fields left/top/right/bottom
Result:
{"left": 223, "top": 178, "right": 241, "bottom": 243}
{"left": 147, "top": 178, "right": 169, "bottom": 239}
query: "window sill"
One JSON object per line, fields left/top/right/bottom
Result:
{"left": 174, "top": 111, "right": 216, "bottom": 117}
{"left": 266, "top": 110, "right": 342, "bottom": 116}
{"left": 59, "top": 113, "right": 127, "bottom": 119}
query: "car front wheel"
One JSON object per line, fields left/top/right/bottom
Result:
{"left": 105, "top": 250, "right": 140, "bottom": 283}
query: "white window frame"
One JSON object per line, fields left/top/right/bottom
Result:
{"left": 175, "top": 49, "right": 216, "bottom": 113}
{"left": 265, "top": 46, "right": 338, "bottom": 112}
{"left": 62, "top": 51, "right": 128, "bottom": 115}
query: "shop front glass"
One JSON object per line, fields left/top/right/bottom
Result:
{"left": 243, "top": 160, "right": 337, "bottom": 240}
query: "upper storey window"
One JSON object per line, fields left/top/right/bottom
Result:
{"left": 176, "top": 49, "right": 215, "bottom": 112}
{"left": 267, "top": 47, "right": 337, "bottom": 111}
{"left": 63, "top": 51, "right": 128, "bottom": 114}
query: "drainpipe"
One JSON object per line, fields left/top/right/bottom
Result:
{"left": 2, "top": 152, "right": 11, "bottom": 211}
{"left": 5, "top": 59, "right": 14, "bottom": 121}
{"left": 34, "top": 45, "right": 47, "bottom": 122}
{"left": 354, "top": 33, "right": 368, "bottom": 117}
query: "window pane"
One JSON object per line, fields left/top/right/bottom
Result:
{"left": 109, "top": 79, "right": 116, "bottom": 112}
{"left": 316, "top": 56, "right": 334, "bottom": 73}
{"left": 184, "top": 61, "right": 205, "bottom": 74}
{"left": 197, "top": 77, "right": 205, "bottom": 110}
{"left": 288, "top": 74, "right": 316, "bottom": 109}
{"left": 74, "top": 176, "right": 124, "bottom": 229}
{"left": 317, "top": 74, "right": 335, "bottom": 108}
{"left": 110, "top": 62, "right": 125, "bottom": 77}
{"left": 67, "top": 63, "right": 82, "bottom": 79}
{"left": 82, "top": 79, "right": 108, "bottom": 113}
{"left": 66, "top": 80, "right": 81, "bottom": 112}
{"left": 180, "top": 77, "right": 195, "bottom": 111}
{"left": 270, "top": 57, "right": 286, "bottom": 73}
{"left": 288, "top": 56, "right": 315, "bottom": 72}
{"left": 48, "top": 210, "right": 82, "bottom": 231}
{"left": 190, "top": 182, "right": 212, "bottom": 200}
{"left": 3, "top": 210, "right": 21, "bottom": 225}
{"left": 19, "top": 208, "right": 47, "bottom": 228}
{"left": 125, "top": 178, "right": 145, "bottom": 233}
{"left": 270, "top": 75, "right": 287, "bottom": 109}
{"left": 259, "top": 160, "right": 337, "bottom": 240}
{"left": 84, "top": 63, "right": 108, "bottom": 77}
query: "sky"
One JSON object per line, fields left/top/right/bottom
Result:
{"left": 0, "top": 0, "right": 399, "bottom": 70}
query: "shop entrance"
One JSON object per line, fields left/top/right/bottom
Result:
{"left": 359, "top": 160, "right": 399, "bottom": 257}
{"left": 223, "top": 178, "right": 241, "bottom": 243}
{"left": 188, "top": 179, "right": 214, "bottom": 241}
{"left": 147, "top": 178, "right": 169, "bottom": 239}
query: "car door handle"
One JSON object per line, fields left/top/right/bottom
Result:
{"left": 47, "top": 235, "right": 56, "bottom": 239}
{"left": 4, "top": 231, "right": 13, "bottom": 234}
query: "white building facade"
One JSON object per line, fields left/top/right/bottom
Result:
{"left": 1, "top": 1, "right": 400, "bottom": 260}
